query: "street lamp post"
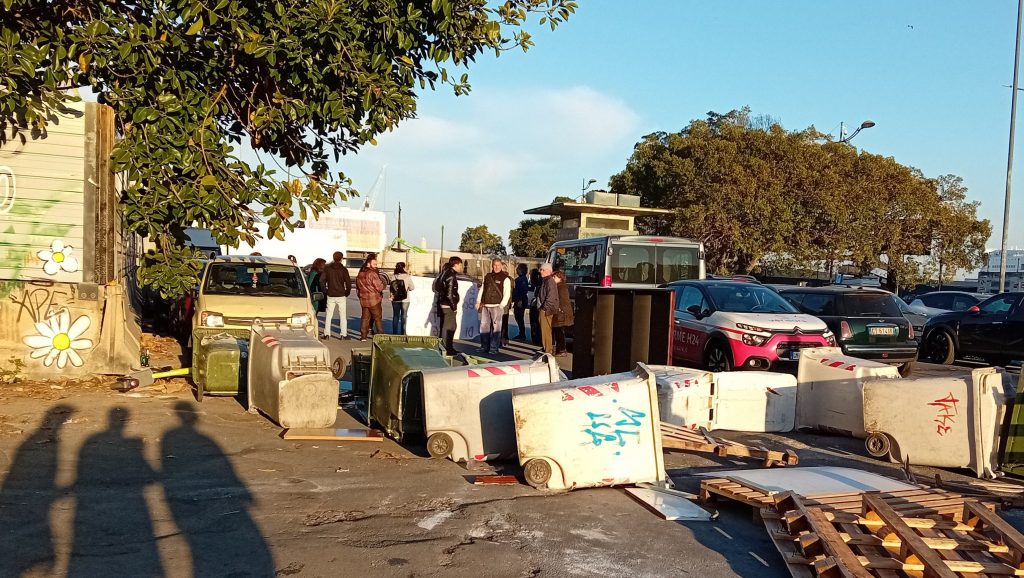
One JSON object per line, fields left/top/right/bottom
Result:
{"left": 1001, "top": 0, "right": 1024, "bottom": 293}
{"left": 839, "top": 120, "right": 876, "bottom": 143}
{"left": 580, "top": 178, "right": 597, "bottom": 201}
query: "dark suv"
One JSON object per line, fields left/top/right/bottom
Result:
{"left": 779, "top": 286, "right": 918, "bottom": 376}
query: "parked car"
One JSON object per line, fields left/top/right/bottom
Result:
{"left": 779, "top": 286, "right": 918, "bottom": 376}
{"left": 908, "top": 291, "right": 989, "bottom": 317}
{"left": 919, "top": 292, "right": 1024, "bottom": 366}
{"left": 896, "top": 297, "right": 928, "bottom": 336}
{"left": 662, "top": 280, "right": 835, "bottom": 372}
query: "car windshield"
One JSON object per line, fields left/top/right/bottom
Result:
{"left": 841, "top": 293, "right": 903, "bottom": 317}
{"left": 706, "top": 284, "right": 798, "bottom": 313}
{"left": 203, "top": 263, "right": 307, "bottom": 297}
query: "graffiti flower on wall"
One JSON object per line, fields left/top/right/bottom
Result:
{"left": 22, "top": 309, "right": 93, "bottom": 369}
{"left": 37, "top": 240, "right": 79, "bottom": 275}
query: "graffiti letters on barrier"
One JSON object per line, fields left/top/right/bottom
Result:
{"left": 928, "top": 392, "right": 960, "bottom": 437}
{"left": 583, "top": 407, "right": 647, "bottom": 450}
{"left": 8, "top": 283, "right": 77, "bottom": 324}
{"left": 0, "top": 165, "right": 14, "bottom": 215}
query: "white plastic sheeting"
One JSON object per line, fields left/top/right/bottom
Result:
{"left": 512, "top": 363, "right": 665, "bottom": 491}
{"left": 863, "top": 366, "right": 1013, "bottom": 478}
{"left": 404, "top": 276, "right": 481, "bottom": 340}
{"left": 795, "top": 347, "right": 901, "bottom": 437}
{"left": 651, "top": 366, "right": 797, "bottom": 433}
{"left": 422, "top": 355, "right": 564, "bottom": 463}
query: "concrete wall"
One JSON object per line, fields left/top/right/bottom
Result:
{"left": 0, "top": 100, "right": 139, "bottom": 379}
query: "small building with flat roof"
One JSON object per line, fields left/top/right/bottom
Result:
{"left": 523, "top": 190, "right": 673, "bottom": 241}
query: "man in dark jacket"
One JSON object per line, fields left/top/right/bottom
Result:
{"left": 434, "top": 256, "right": 463, "bottom": 355}
{"left": 512, "top": 263, "right": 529, "bottom": 341}
{"left": 319, "top": 251, "right": 352, "bottom": 339}
{"left": 355, "top": 253, "right": 385, "bottom": 341}
{"left": 536, "top": 262, "right": 560, "bottom": 354}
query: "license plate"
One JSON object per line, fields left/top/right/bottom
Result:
{"left": 869, "top": 326, "right": 898, "bottom": 336}
{"left": 789, "top": 350, "right": 801, "bottom": 361}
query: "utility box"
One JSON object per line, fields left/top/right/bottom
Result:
{"left": 191, "top": 328, "right": 251, "bottom": 399}
{"left": 572, "top": 287, "right": 674, "bottom": 378}
{"left": 423, "top": 355, "right": 564, "bottom": 463}
{"left": 796, "top": 347, "right": 901, "bottom": 437}
{"left": 368, "top": 335, "right": 451, "bottom": 441}
{"left": 512, "top": 363, "right": 664, "bottom": 491}
{"left": 247, "top": 325, "right": 337, "bottom": 428}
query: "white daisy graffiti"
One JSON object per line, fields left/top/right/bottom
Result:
{"left": 37, "top": 239, "right": 79, "bottom": 275}
{"left": 22, "top": 309, "right": 93, "bottom": 369}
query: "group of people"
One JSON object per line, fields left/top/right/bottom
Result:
{"left": 300, "top": 252, "right": 573, "bottom": 357}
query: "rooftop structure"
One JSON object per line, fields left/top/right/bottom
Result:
{"left": 524, "top": 190, "right": 673, "bottom": 241}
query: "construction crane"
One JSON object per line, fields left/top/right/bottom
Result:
{"left": 361, "top": 165, "right": 387, "bottom": 211}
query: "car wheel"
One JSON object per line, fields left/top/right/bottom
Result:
{"left": 705, "top": 342, "right": 733, "bottom": 372}
{"left": 897, "top": 362, "right": 914, "bottom": 377}
{"left": 923, "top": 330, "right": 956, "bottom": 365}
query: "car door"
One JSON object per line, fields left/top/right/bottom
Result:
{"left": 673, "top": 285, "right": 710, "bottom": 364}
{"left": 958, "top": 294, "right": 1018, "bottom": 358}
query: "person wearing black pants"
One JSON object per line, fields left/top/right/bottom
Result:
{"left": 528, "top": 267, "right": 543, "bottom": 345}
{"left": 434, "top": 256, "right": 463, "bottom": 355}
{"left": 512, "top": 263, "right": 529, "bottom": 340}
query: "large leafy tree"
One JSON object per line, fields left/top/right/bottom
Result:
{"left": 609, "top": 108, "right": 991, "bottom": 289}
{"left": 0, "top": 0, "right": 575, "bottom": 296}
{"left": 507, "top": 195, "right": 572, "bottom": 257}
{"left": 459, "top": 224, "right": 506, "bottom": 255}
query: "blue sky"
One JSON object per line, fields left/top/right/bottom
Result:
{"left": 331, "top": 1, "right": 1024, "bottom": 253}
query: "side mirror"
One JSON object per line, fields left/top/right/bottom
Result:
{"left": 313, "top": 291, "right": 325, "bottom": 302}
{"left": 686, "top": 304, "right": 702, "bottom": 318}
{"left": 968, "top": 305, "right": 981, "bottom": 314}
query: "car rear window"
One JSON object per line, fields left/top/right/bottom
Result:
{"left": 841, "top": 293, "right": 903, "bottom": 317}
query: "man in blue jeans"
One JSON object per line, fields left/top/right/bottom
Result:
{"left": 476, "top": 258, "right": 511, "bottom": 355}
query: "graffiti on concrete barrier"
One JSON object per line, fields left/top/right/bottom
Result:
{"left": 0, "top": 165, "right": 14, "bottom": 214}
{"left": 928, "top": 392, "right": 960, "bottom": 436}
{"left": 22, "top": 308, "right": 93, "bottom": 369}
{"left": 582, "top": 407, "right": 647, "bottom": 448}
{"left": 8, "top": 283, "right": 77, "bottom": 324}
{"left": 37, "top": 239, "right": 80, "bottom": 275}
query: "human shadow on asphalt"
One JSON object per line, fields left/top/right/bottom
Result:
{"left": 68, "top": 407, "right": 162, "bottom": 578}
{"left": 0, "top": 404, "right": 74, "bottom": 578}
{"left": 162, "top": 401, "right": 274, "bottom": 577}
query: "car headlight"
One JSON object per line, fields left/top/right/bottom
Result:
{"left": 201, "top": 311, "right": 224, "bottom": 327}
{"left": 290, "top": 313, "right": 311, "bottom": 327}
{"left": 824, "top": 331, "right": 837, "bottom": 346}
{"left": 736, "top": 323, "right": 769, "bottom": 333}
{"left": 742, "top": 333, "right": 768, "bottom": 346}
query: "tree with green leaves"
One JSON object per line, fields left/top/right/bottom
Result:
{"left": 459, "top": 224, "right": 506, "bottom": 255}
{"left": 609, "top": 108, "right": 991, "bottom": 289}
{"left": 0, "top": 0, "right": 576, "bottom": 296}
{"left": 507, "top": 195, "right": 573, "bottom": 257}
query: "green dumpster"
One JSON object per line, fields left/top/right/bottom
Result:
{"left": 1001, "top": 366, "right": 1024, "bottom": 476}
{"left": 191, "top": 328, "right": 251, "bottom": 400}
{"left": 368, "top": 335, "right": 451, "bottom": 442}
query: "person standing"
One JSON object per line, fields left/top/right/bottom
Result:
{"left": 475, "top": 258, "right": 512, "bottom": 355}
{"left": 307, "top": 258, "right": 327, "bottom": 314}
{"left": 512, "top": 263, "right": 529, "bottom": 340}
{"left": 536, "top": 263, "right": 560, "bottom": 354}
{"left": 389, "top": 262, "right": 415, "bottom": 335}
{"left": 552, "top": 271, "right": 574, "bottom": 357}
{"left": 356, "top": 253, "right": 385, "bottom": 341}
{"left": 434, "top": 256, "right": 463, "bottom": 355}
{"left": 528, "top": 266, "right": 543, "bottom": 345}
{"left": 319, "top": 251, "right": 351, "bottom": 339}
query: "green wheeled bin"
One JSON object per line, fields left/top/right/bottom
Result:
{"left": 368, "top": 335, "right": 451, "bottom": 442}
{"left": 191, "top": 328, "right": 251, "bottom": 401}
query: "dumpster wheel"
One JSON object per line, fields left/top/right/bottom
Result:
{"left": 427, "top": 432, "right": 454, "bottom": 459}
{"left": 523, "top": 459, "right": 552, "bottom": 488}
{"left": 865, "top": 432, "right": 892, "bottom": 459}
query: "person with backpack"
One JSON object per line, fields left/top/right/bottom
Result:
{"left": 389, "top": 262, "right": 414, "bottom": 335}
{"left": 433, "top": 256, "right": 463, "bottom": 356}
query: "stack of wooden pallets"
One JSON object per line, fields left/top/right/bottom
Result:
{"left": 660, "top": 421, "right": 799, "bottom": 467}
{"left": 763, "top": 491, "right": 1021, "bottom": 577}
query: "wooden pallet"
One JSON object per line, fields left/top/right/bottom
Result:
{"left": 661, "top": 421, "right": 799, "bottom": 467}
{"left": 763, "top": 492, "right": 1023, "bottom": 577}
{"left": 701, "top": 478, "right": 994, "bottom": 520}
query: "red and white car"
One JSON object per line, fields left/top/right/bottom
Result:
{"left": 663, "top": 280, "right": 835, "bottom": 371}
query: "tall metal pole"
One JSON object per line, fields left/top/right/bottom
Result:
{"left": 1001, "top": 0, "right": 1024, "bottom": 293}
